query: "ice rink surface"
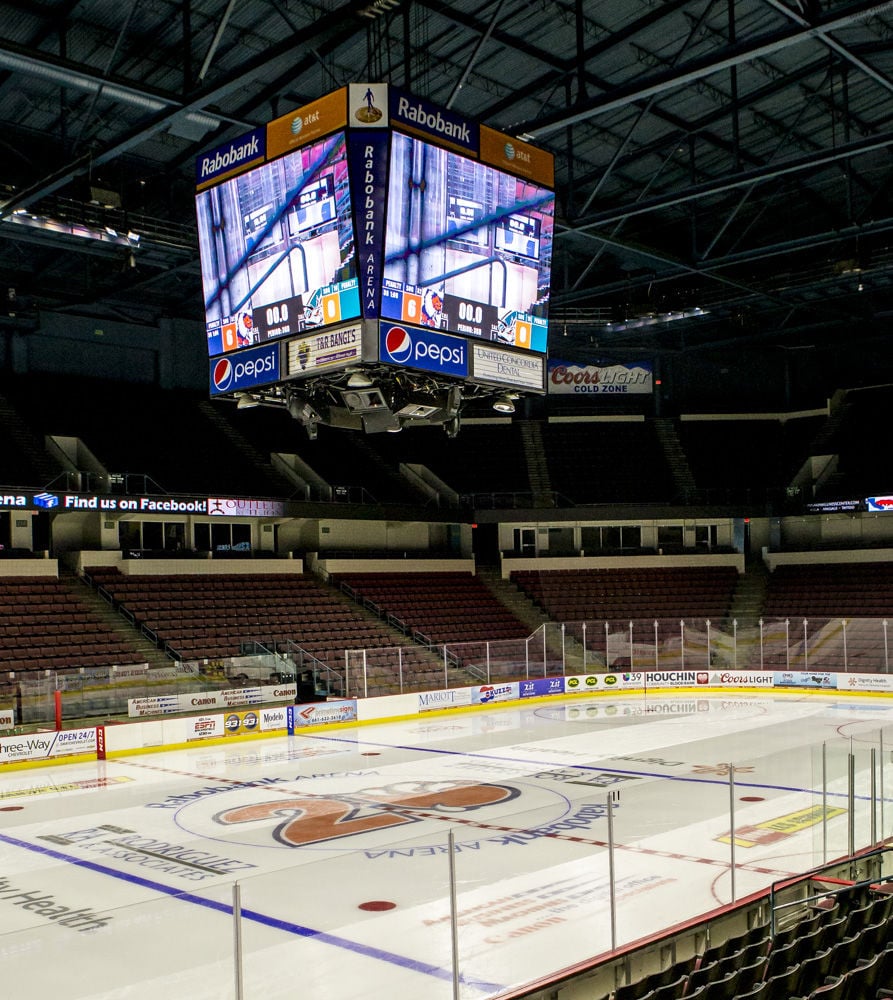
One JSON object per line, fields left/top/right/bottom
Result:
{"left": 1, "top": 691, "right": 892, "bottom": 999}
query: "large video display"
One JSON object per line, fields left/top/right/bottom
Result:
{"left": 196, "top": 131, "right": 361, "bottom": 357}
{"left": 381, "top": 133, "right": 554, "bottom": 353}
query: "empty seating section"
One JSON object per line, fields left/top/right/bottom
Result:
{"left": 679, "top": 416, "right": 822, "bottom": 500}
{"left": 609, "top": 885, "right": 893, "bottom": 1000}
{"left": 764, "top": 562, "right": 893, "bottom": 619}
{"left": 374, "top": 423, "right": 531, "bottom": 497}
{"left": 2, "top": 374, "right": 291, "bottom": 499}
{"left": 541, "top": 422, "right": 675, "bottom": 504}
{"left": 817, "top": 386, "right": 893, "bottom": 500}
{"left": 511, "top": 567, "right": 739, "bottom": 623}
{"left": 87, "top": 568, "right": 405, "bottom": 670}
{"left": 335, "top": 571, "right": 530, "bottom": 644}
{"left": 0, "top": 576, "right": 145, "bottom": 675}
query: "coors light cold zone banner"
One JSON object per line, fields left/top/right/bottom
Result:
{"left": 548, "top": 359, "right": 653, "bottom": 394}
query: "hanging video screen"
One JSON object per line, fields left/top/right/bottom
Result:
{"left": 381, "top": 133, "right": 554, "bottom": 353}
{"left": 196, "top": 131, "right": 360, "bottom": 357}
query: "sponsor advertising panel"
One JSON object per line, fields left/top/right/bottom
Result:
{"left": 708, "top": 671, "right": 775, "bottom": 688}
{"left": 287, "top": 700, "right": 358, "bottom": 732}
{"left": 186, "top": 716, "right": 224, "bottom": 741}
{"left": 0, "top": 710, "right": 14, "bottom": 730}
{"left": 479, "top": 123, "right": 555, "bottom": 186}
{"left": 259, "top": 706, "right": 288, "bottom": 732}
{"left": 417, "top": 688, "right": 473, "bottom": 713}
{"left": 471, "top": 344, "right": 545, "bottom": 389}
{"left": 195, "top": 126, "right": 266, "bottom": 189}
{"left": 266, "top": 88, "right": 348, "bottom": 159}
{"left": 389, "top": 86, "right": 477, "bottom": 156}
{"left": 128, "top": 685, "right": 295, "bottom": 719}
{"left": 347, "top": 127, "right": 389, "bottom": 320}
{"left": 128, "top": 695, "right": 181, "bottom": 719}
{"left": 565, "top": 672, "right": 646, "bottom": 692}
{"left": 836, "top": 673, "right": 893, "bottom": 692}
{"left": 223, "top": 710, "right": 261, "bottom": 736}
{"left": 717, "top": 805, "right": 846, "bottom": 848}
{"left": 644, "top": 670, "right": 710, "bottom": 689}
{"left": 207, "top": 498, "right": 287, "bottom": 517}
{"left": 472, "top": 683, "right": 519, "bottom": 705}
{"left": 772, "top": 671, "right": 838, "bottom": 689}
{"left": 519, "top": 677, "right": 565, "bottom": 698}
{"left": 209, "top": 342, "right": 280, "bottom": 397}
{"left": 0, "top": 728, "right": 96, "bottom": 764}
{"left": 865, "top": 496, "right": 893, "bottom": 512}
{"left": 379, "top": 323, "right": 469, "bottom": 378}
{"left": 285, "top": 324, "right": 362, "bottom": 378}
{"left": 547, "top": 358, "right": 653, "bottom": 395}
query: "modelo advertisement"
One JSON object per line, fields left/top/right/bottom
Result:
{"left": 565, "top": 672, "right": 646, "bottom": 692}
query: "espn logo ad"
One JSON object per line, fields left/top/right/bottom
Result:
{"left": 209, "top": 343, "right": 280, "bottom": 396}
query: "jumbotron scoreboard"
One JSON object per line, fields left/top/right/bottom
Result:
{"left": 195, "top": 83, "right": 555, "bottom": 435}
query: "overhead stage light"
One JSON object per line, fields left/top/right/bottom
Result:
{"left": 236, "top": 394, "right": 260, "bottom": 409}
{"left": 492, "top": 394, "right": 516, "bottom": 414}
{"left": 346, "top": 372, "right": 374, "bottom": 388}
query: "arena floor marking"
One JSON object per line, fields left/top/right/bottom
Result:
{"left": 0, "top": 827, "right": 504, "bottom": 994}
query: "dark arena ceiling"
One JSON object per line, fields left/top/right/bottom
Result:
{"left": 1, "top": 0, "right": 893, "bottom": 373}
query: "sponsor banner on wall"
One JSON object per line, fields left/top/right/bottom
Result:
{"left": 519, "top": 677, "right": 566, "bottom": 698}
{"left": 186, "top": 715, "right": 224, "bottom": 741}
{"left": 0, "top": 710, "right": 14, "bottom": 730}
{"left": 128, "top": 695, "right": 181, "bottom": 718}
{"left": 259, "top": 706, "right": 289, "bottom": 731}
{"left": 471, "top": 343, "right": 545, "bottom": 390}
{"left": 547, "top": 358, "right": 653, "bottom": 395}
{"left": 836, "top": 673, "right": 893, "bottom": 693}
{"left": 644, "top": 670, "right": 710, "bottom": 689}
{"left": 223, "top": 710, "right": 261, "bottom": 736}
{"left": 708, "top": 671, "right": 775, "bottom": 688}
{"left": 417, "top": 688, "right": 473, "bottom": 713}
{"left": 806, "top": 499, "right": 861, "bottom": 513}
{"left": 772, "top": 671, "right": 838, "bottom": 689}
{"left": 285, "top": 324, "right": 362, "bottom": 378}
{"left": 288, "top": 700, "right": 358, "bottom": 731}
{"left": 472, "top": 683, "right": 519, "bottom": 705}
{"left": 0, "top": 728, "right": 97, "bottom": 764}
{"left": 565, "top": 672, "right": 646, "bottom": 691}
{"left": 208, "top": 498, "right": 287, "bottom": 517}
{"left": 865, "top": 496, "right": 893, "bottom": 512}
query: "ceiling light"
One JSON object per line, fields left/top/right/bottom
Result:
{"left": 492, "top": 395, "right": 516, "bottom": 414}
{"left": 236, "top": 394, "right": 260, "bottom": 409}
{"left": 347, "top": 372, "right": 374, "bottom": 388}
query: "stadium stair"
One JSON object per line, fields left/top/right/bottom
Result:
{"left": 653, "top": 417, "right": 698, "bottom": 502}
{"left": 726, "top": 562, "right": 770, "bottom": 626}
{"left": 519, "top": 420, "right": 554, "bottom": 508}
{"left": 66, "top": 573, "right": 171, "bottom": 668}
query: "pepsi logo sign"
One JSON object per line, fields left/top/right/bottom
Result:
{"left": 383, "top": 326, "right": 413, "bottom": 363}
{"left": 209, "top": 344, "right": 279, "bottom": 395}
{"left": 213, "top": 358, "right": 234, "bottom": 391}
{"left": 379, "top": 324, "right": 468, "bottom": 378}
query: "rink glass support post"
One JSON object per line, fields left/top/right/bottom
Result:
{"left": 733, "top": 619, "right": 737, "bottom": 669}
{"left": 706, "top": 620, "right": 711, "bottom": 670}
{"left": 803, "top": 619, "right": 808, "bottom": 671}
{"left": 871, "top": 748, "right": 878, "bottom": 845}
{"left": 443, "top": 645, "right": 448, "bottom": 689}
{"left": 848, "top": 749, "right": 856, "bottom": 858}
{"left": 233, "top": 882, "right": 244, "bottom": 1000}
{"left": 680, "top": 620, "right": 685, "bottom": 671}
{"left": 822, "top": 742, "right": 828, "bottom": 863}
{"left": 486, "top": 641, "right": 491, "bottom": 684}
{"left": 561, "top": 624, "right": 566, "bottom": 675}
{"left": 842, "top": 618, "right": 848, "bottom": 672}
{"left": 525, "top": 635, "right": 530, "bottom": 679}
{"left": 607, "top": 793, "right": 617, "bottom": 952}
{"left": 785, "top": 619, "right": 790, "bottom": 670}
{"left": 729, "top": 765, "right": 736, "bottom": 903}
{"left": 884, "top": 619, "right": 889, "bottom": 672}
{"left": 604, "top": 621, "right": 609, "bottom": 671}
{"left": 363, "top": 648, "right": 368, "bottom": 698}
{"left": 398, "top": 645, "right": 403, "bottom": 692}
{"left": 448, "top": 828, "right": 460, "bottom": 1000}
{"left": 759, "top": 618, "right": 764, "bottom": 671}
{"left": 582, "top": 622, "right": 587, "bottom": 673}
{"left": 653, "top": 620, "right": 659, "bottom": 671}
{"left": 628, "top": 621, "right": 634, "bottom": 671}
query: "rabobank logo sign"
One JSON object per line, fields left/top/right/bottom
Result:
{"left": 380, "top": 324, "right": 468, "bottom": 378}
{"left": 210, "top": 343, "right": 279, "bottom": 396}
{"left": 389, "top": 87, "right": 477, "bottom": 154}
{"left": 196, "top": 127, "right": 265, "bottom": 187}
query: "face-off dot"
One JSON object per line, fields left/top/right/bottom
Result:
{"left": 359, "top": 900, "right": 396, "bottom": 912}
